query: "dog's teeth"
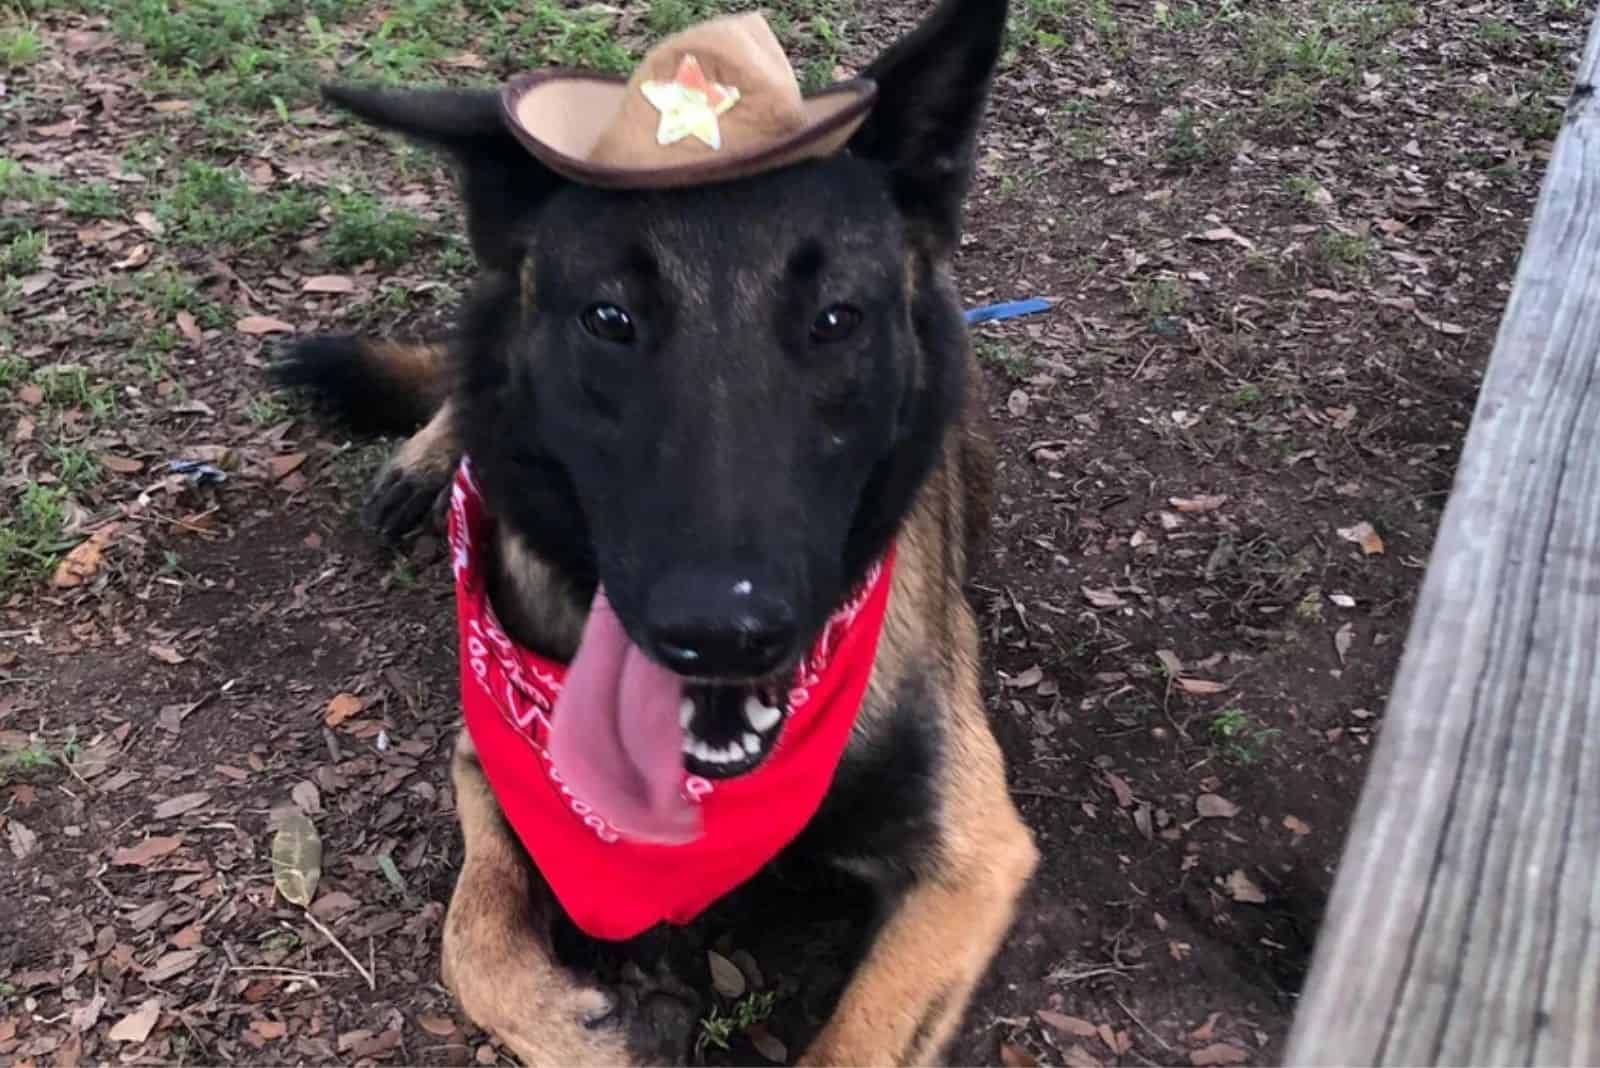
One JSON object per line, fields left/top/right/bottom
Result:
{"left": 725, "top": 743, "right": 744, "bottom": 763}
{"left": 682, "top": 737, "right": 695, "bottom": 754}
{"left": 679, "top": 698, "right": 695, "bottom": 730}
{"left": 742, "top": 732, "right": 760, "bottom": 756}
{"left": 692, "top": 740, "right": 716, "bottom": 763}
{"left": 744, "top": 695, "right": 782, "bottom": 733}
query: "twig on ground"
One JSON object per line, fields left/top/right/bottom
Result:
{"left": 300, "top": 911, "right": 376, "bottom": 990}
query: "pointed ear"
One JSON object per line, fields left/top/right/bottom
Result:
{"left": 847, "top": 0, "right": 1008, "bottom": 253}
{"left": 322, "top": 85, "right": 563, "bottom": 274}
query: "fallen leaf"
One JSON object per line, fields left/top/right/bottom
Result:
{"left": 324, "top": 692, "right": 364, "bottom": 727}
{"left": 107, "top": 999, "right": 162, "bottom": 1043}
{"left": 1190, "top": 1012, "right": 1221, "bottom": 1042}
{"left": 152, "top": 792, "right": 210, "bottom": 819}
{"left": 271, "top": 808, "right": 322, "bottom": 907}
{"left": 1195, "top": 793, "right": 1239, "bottom": 819}
{"left": 1007, "top": 389, "right": 1029, "bottom": 417}
{"left": 112, "top": 835, "right": 183, "bottom": 867}
{"left": 1177, "top": 677, "right": 1228, "bottom": 695}
{"left": 236, "top": 315, "right": 295, "bottom": 336}
{"left": 143, "top": 948, "right": 203, "bottom": 983}
{"left": 1329, "top": 592, "right": 1356, "bottom": 608}
{"left": 301, "top": 274, "right": 356, "bottom": 293}
{"left": 1191, "top": 226, "right": 1256, "bottom": 250}
{"left": 748, "top": 1023, "right": 788, "bottom": 1063}
{"left": 1170, "top": 494, "right": 1227, "bottom": 513}
{"left": 269, "top": 452, "right": 307, "bottom": 479}
{"left": 1336, "top": 521, "right": 1385, "bottom": 556}
{"left": 1334, "top": 622, "right": 1355, "bottom": 664}
{"left": 1191, "top": 1042, "right": 1250, "bottom": 1066}
{"left": 1306, "top": 287, "right": 1355, "bottom": 303}
{"left": 1223, "top": 869, "right": 1267, "bottom": 904}
{"left": 442, "top": 50, "right": 487, "bottom": 68}
{"left": 417, "top": 1015, "right": 458, "bottom": 1038}
{"left": 291, "top": 780, "right": 321, "bottom": 815}
{"left": 71, "top": 994, "right": 106, "bottom": 1033}
{"left": 1284, "top": 815, "right": 1312, "bottom": 837}
{"left": 19, "top": 383, "right": 45, "bottom": 406}
{"left": 708, "top": 949, "right": 746, "bottom": 999}
{"left": 147, "top": 643, "right": 186, "bottom": 665}
{"left": 310, "top": 890, "right": 359, "bottom": 920}
{"left": 1062, "top": 1044, "right": 1104, "bottom": 1068}
{"left": 1001, "top": 1043, "right": 1039, "bottom": 1067}
{"left": 52, "top": 525, "right": 118, "bottom": 588}
{"left": 1082, "top": 586, "right": 1126, "bottom": 609}
{"left": 103, "top": 455, "right": 145, "bottom": 474}
{"left": 1156, "top": 649, "right": 1184, "bottom": 676}
{"left": 152, "top": 99, "right": 192, "bottom": 113}
{"left": 7, "top": 819, "right": 38, "bottom": 859}
{"left": 175, "top": 311, "right": 202, "bottom": 344}
{"left": 1004, "top": 665, "right": 1044, "bottom": 689}
{"left": 251, "top": 1019, "right": 288, "bottom": 1041}
{"left": 1102, "top": 770, "right": 1135, "bottom": 808}
{"left": 1038, "top": 1010, "right": 1098, "bottom": 1038}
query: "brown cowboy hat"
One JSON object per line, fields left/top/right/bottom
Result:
{"left": 501, "top": 12, "right": 876, "bottom": 190}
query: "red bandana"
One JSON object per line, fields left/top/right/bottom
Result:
{"left": 447, "top": 458, "right": 896, "bottom": 941}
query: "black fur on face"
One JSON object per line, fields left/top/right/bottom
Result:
{"left": 324, "top": 0, "right": 1007, "bottom": 680}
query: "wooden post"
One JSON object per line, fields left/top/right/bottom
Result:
{"left": 1285, "top": 12, "right": 1600, "bottom": 1066}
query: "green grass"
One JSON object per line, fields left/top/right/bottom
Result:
{"left": 156, "top": 161, "right": 319, "bottom": 249}
{"left": 1162, "top": 108, "right": 1238, "bottom": 168}
{"left": 974, "top": 337, "right": 1038, "bottom": 380}
{"left": 1131, "top": 276, "right": 1188, "bottom": 320}
{"left": 0, "top": 159, "right": 55, "bottom": 200}
{"left": 1209, "top": 708, "right": 1281, "bottom": 765}
{"left": 0, "top": 483, "right": 71, "bottom": 590}
{"left": 697, "top": 991, "right": 777, "bottom": 1058}
{"left": 0, "top": 22, "right": 43, "bottom": 67}
{"left": 1, "top": 231, "right": 46, "bottom": 277}
{"left": 0, "top": 739, "right": 58, "bottom": 782}
{"left": 323, "top": 191, "right": 422, "bottom": 268}
{"left": 1314, "top": 230, "right": 1378, "bottom": 275}
{"left": 46, "top": 443, "right": 103, "bottom": 494}
{"left": 34, "top": 365, "right": 117, "bottom": 421}
{"left": 63, "top": 181, "right": 122, "bottom": 219}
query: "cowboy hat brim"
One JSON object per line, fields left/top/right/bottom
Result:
{"left": 501, "top": 70, "right": 877, "bottom": 191}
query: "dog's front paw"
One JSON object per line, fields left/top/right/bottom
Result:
{"left": 362, "top": 456, "right": 450, "bottom": 544}
{"left": 612, "top": 961, "right": 700, "bottom": 1065}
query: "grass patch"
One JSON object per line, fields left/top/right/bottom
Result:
{"left": 1162, "top": 108, "right": 1238, "bottom": 168}
{"left": 1, "top": 231, "right": 46, "bottom": 276}
{"left": 0, "top": 739, "right": 58, "bottom": 782}
{"left": 1, "top": 22, "right": 42, "bottom": 67}
{"left": 1132, "top": 276, "right": 1188, "bottom": 321}
{"left": 0, "top": 158, "right": 55, "bottom": 200}
{"left": 0, "top": 483, "right": 71, "bottom": 590}
{"left": 975, "top": 337, "right": 1038, "bottom": 380}
{"left": 63, "top": 180, "right": 121, "bottom": 219}
{"left": 156, "top": 162, "right": 318, "bottom": 250}
{"left": 1209, "top": 708, "right": 1281, "bottom": 765}
{"left": 697, "top": 991, "right": 777, "bottom": 1058}
{"left": 1313, "top": 230, "right": 1378, "bottom": 276}
{"left": 323, "top": 192, "right": 422, "bottom": 268}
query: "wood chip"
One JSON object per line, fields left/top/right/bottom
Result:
{"left": 112, "top": 835, "right": 183, "bottom": 867}
{"left": 1223, "top": 869, "right": 1267, "bottom": 904}
{"left": 1336, "top": 521, "right": 1385, "bottom": 555}
{"left": 107, "top": 999, "right": 162, "bottom": 1043}
{"left": 1191, "top": 1042, "right": 1250, "bottom": 1066}
{"left": 708, "top": 949, "right": 746, "bottom": 999}
{"left": 1038, "top": 1010, "right": 1098, "bottom": 1038}
{"left": 1195, "top": 793, "right": 1239, "bottom": 819}
{"left": 152, "top": 792, "right": 210, "bottom": 819}
{"left": 236, "top": 315, "right": 295, "bottom": 335}
{"left": 1102, "top": 770, "right": 1135, "bottom": 808}
{"left": 325, "top": 692, "right": 364, "bottom": 727}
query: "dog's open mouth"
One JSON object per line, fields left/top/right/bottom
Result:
{"left": 680, "top": 682, "right": 789, "bottom": 779}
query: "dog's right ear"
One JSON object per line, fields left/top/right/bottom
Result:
{"left": 322, "top": 85, "right": 561, "bottom": 274}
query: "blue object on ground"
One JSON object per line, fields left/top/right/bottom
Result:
{"left": 964, "top": 297, "right": 1052, "bottom": 325}
{"left": 167, "top": 459, "right": 228, "bottom": 484}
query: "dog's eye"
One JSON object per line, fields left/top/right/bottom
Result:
{"left": 580, "top": 303, "right": 636, "bottom": 344}
{"left": 810, "top": 304, "right": 862, "bottom": 344}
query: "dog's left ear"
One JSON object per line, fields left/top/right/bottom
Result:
{"left": 848, "top": 0, "right": 1008, "bottom": 254}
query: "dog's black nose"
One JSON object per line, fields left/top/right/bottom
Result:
{"left": 645, "top": 571, "right": 798, "bottom": 678}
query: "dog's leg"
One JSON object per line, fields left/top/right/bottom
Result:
{"left": 364, "top": 397, "right": 462, "bottom": 542}
{"left": 442, "top": 731, "right": 637, "bottom": 1066}
{"left": 800, "top": 659, "right": 1038, "bottom": 1066}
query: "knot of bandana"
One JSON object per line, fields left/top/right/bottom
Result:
{"left": 448, "top": 457, "right": 896, "bottom": 940}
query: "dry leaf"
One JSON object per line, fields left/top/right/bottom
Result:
{"left": 1191, "top": 226, "right": 1256, "bottom": 250}
{"left": 442, "top": 51, "right": 487, "bottom": 68}
{"left": 1004, "top": 665, "right": 1044, "bottom": 689}
{"left": 1223, "top": 869, "right": 1266, "bottom": 904}
{"left": 271, "top": 808, "right": 322, "bottom": 907}
{"left": 310, "top": 890, "right": 359, "bottom": 920}
{"left": 1156, "top": 649, "right": 1184, "bottom": 676}
{"left": 1329, "top": 592, "right": 1356, "bottom": 608}
{"left": 1177, "top": 677, "right": 1228, "bottom": 696}
{"left": 1038, "top": 1011, "right": 1098, "bottom": 1038}
{"left": 52, "top": 525, "right": 118, "bottom": 588}
{"left": 748, "top": 1023, "right": 788, "bottom": 1064}
{"left": 291, "top": 780, "right": 321, "bottom": 815}
{"left": 417, "top": 1015, "right": 458, "bottom": 1038}
{"left": 7, "top": 819, "right": 38, "bottom": 859}
{"left": 1336, "top": 521, "right": 1385, "bottom": 555}
{"left": 20, "top": 383, "right": 45, "bottom": 406}
{"left": 1195, "top": 793, "right": 1239, "bottom": 819}
{"left": 302, "top": 274, "right": 356, "bottom": 293}
{"left": 152, "top": 792, "right": 210, "bottom": 819}
{"left": 143, "top": 948, "right": 203, "bottom": 983}
{"left": 708, "top": 949, "right": 746, "bottom": 999}
{"left": 1283, "top": 815, "right": 1312, "bottom": 837}
{"left": 1191, "top": 1042, "right": 1250, "bottom": 1066}
{"left": 147, "top": 643, "right": 186, "bottom": 665}
{"left": 1007, "top": 389, "right": 1029, "bottom": 417}
{"left": 1082, "top": 586, "right": 1126, "bottom": 609}
{"left": 103, "top": 455, "right": 145, "bottom": 474}
{"left": 71, "top": 994, "right": 106, "bottom": 1033}
{"left": 269, "top": 452, "right": 307, "bottom": 479}
{"left": 1190, "top": 1012, "right": 1221, "bottom": 1042}
{"left": 1001, "top": 1043, "right": 1039, "bottom": 1067}
{"left": 112, "top": 835, "right": 183, "bottom": 867}
{"left": 1063, "top": 1044, "right": 1104, "bottom": 1068}
{"left": 325, "top": 692, "right": 364, "bottom": 727}
{"left": 1334, "top": 622, "right": 1355, "bottom": 664}
{"left": 1170, "top": 494, "right": 1228, "bottom": 513}
{"left": 176, "top": 311, "right": 202, "bottom": 344}
{"left": 236, "top": 315, "right": 295, "bottom": 336}
{"left": 251, "top": 1019, "right": 288, "bottom": 1041}
{"left": 1102, "top": 771, "right": 1135, "bottom": 808}
{"left": 107, "top": 999, "right": 162, "bottom": 1043}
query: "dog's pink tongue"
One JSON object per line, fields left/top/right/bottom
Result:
{"left": 547, "top": 588, "right": 700, "bottom": 845}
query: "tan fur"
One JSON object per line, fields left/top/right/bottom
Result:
{"left": 371, "top": 338, "right": 452, "bottom": 410}
{"left": 390, "top": 396, "right": 459, "bottom": 485}
{"left": 443, "top": 730, "right": 633, "bottom": 1066}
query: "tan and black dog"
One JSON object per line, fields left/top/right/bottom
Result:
{"left": 273, "top": 0, "right": 1037, "bottom": 1062}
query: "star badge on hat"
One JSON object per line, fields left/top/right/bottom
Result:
{"left": 640, "top": 54, "right": 741, "bottom": 150}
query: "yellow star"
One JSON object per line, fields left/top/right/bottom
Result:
{"left": 640, "top": 54, "right": 741, "bottom": 151}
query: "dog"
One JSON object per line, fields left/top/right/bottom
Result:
{"left": 272, "top": 0, "right": 1038, "bottom": 1062}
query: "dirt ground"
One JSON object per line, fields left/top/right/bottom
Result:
{"left": 1, "top": 0, "right": 1591, "bottom": 1064}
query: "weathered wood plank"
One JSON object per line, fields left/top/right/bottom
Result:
{"left": 1284, "top": 13, "right": 1600, "bottom": 1067}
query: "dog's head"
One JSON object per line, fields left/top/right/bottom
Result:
{"left": 326, "top": 0, "right": 1004, "bottom": 793}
